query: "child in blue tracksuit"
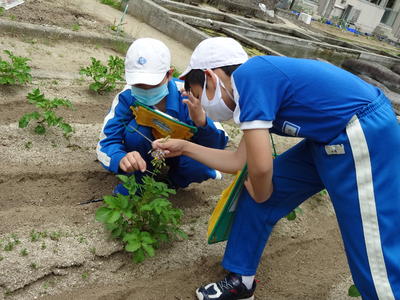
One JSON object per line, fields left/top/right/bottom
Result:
{"left": 97, "top": 38, "right": 227, "bottom": 195}
{"left": 153, "top": 37, "right": 400, "bottom": 300}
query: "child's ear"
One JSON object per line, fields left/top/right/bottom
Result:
{"left": 167, "top": 68, "right": 174, "bottom": 81}
{"left": 204, "top": 69, "right": 217, "bottom": 87}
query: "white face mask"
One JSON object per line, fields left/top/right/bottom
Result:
{"left": 201, "top": 75, "right": 234, "bottom": 122}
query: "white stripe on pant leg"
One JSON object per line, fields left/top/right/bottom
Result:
{"left": 346, "top": 116, "right": 395, "bottom": 300}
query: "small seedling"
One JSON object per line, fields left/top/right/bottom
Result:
{"left": 30, "top": 262, "right": 38, "bottom": 269}
{"left": 20, "top": 248, "right": 28, "bottom": 256}
{"left": 0, "top": 50, "right": 32, "bottom": 85}
{"left": 30, "top": 229, "right": 40, "bottom": 242}
{"left": 79, "top": 56, "right": 124, "bottom": 94}
{"left": 81, "top": 272, "right": 89, "bottom": 280}
{"left": 90, "top": 247, "right": 96, "bottom": 255}
{"left": 19, "top": 88, "right": 74, "bottom": 137}
{"left": 286, "top": 207, "right": 303, "bottom": 221}
{"left": 78, "top": 236, "right": 87, "bottom": 243}
{"left": 50, "top": 231, "right": 61, "bottom": 241}
{"left": 71, "top": 24, "right": 80, "bottom": 31}
{"left": 24, "top": 141, "right": 33, "bottom": 149}
{"left": 0, "top": 256, "right": 4, "bottom": 262}
{"left": 4, "top": 242, "right": 14, "bottom": 251}
{"left": 9, "top": 14, "right": 16, "bottom": 21}
{"left": 0, "top": 7, "right": 5, "bottom": 16}
{"left": 41, "top": 242, "right": 46, "bottom": 250}
{"left": 319, "top": 189, "right": 328, "bottom": 196}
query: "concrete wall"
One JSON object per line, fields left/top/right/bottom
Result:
{"left": 126, "top": 0, "right": 208, "bottom": 49}
{"left": 318, "top": 0, "right": 385, "bottom": 33}
{"left": 346, "top": 0, "right": 385, "bottom": 32}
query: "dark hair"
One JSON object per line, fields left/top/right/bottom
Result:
{"left": 184, "top": 64, "right": 241, "bottom": 91}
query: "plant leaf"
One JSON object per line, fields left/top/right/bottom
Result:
{"left": 125, "top": 240, "right": 141, "bottom": 252}
{"left": 348, "top": 285, "right": 361, "bottom": 297}
{"left": 95, "top": 207, "right": 112, "bottom": 223}
{"left": 142, "top": 243, "right": 155, "bottom": 257}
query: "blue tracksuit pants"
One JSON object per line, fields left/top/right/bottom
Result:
{"left": 222, "top": 96, "right": 400, "bottom": 299}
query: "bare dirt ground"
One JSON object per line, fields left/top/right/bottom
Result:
{"left": 0, "top": 1, "right": 356, "bottom": 299}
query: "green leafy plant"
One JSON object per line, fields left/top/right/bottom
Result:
{"left": 95, "top": 174, "right": 186, "bottom": 263}
{"left": 71, "top": 24, "right": 80, "bottom": 31}
{"left": 0, "top": 50, "right": 32, "bottom": 85}
{"left": 79, "top": 55, "right": 124, "bottom": 94}
{"left": 286, "top": 207, "right": 303, "bottom": 221}
{"left": 348, "top": 284, "right": 361, "bottom": 297}
{"left": 19, "top": 88, "right": 74, "bottom": 137}
{"left": 100, "top": 0, "right": 123, "bottom": 9}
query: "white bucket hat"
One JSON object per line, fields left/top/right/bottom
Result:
{"left": 125, "top": 38, "right": 171, "bottom": 85}
{"left": 179, "top": 37, "right": 248, "bottom": 79}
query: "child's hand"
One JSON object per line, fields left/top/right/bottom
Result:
{"left": 119, "top": 151, "right": 146, "bottom": 173}
{"left": 182, "top": 89, "right": 206, "bottom": 127}
{"left": 152, "top": 138, "right": 187, "bottom": 157}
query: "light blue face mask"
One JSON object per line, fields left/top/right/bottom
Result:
{"left": 131, "top": 83, "right": 169, "bottom": 106}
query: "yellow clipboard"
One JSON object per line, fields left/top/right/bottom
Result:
{"left": 130, "top": 102, "right": 197, "bottom": 140}
{"left": 207, "top": 165, "right": 248, "bottom": 244}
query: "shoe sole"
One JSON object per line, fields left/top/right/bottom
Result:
{"left": 195, "top": 288, "right": 255, "bottom": 300}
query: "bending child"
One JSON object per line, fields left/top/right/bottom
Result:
{"left": 153, "top": 37, "right": 400, "bottom": 300}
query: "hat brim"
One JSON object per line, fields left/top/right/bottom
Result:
{"left": 125, "top": 71, "right": 166, "bottom": 85}
{"left": 178, "top": 66, "right": 192, "bottom": 80}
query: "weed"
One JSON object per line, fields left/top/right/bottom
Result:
{"left": 49, "top": 231, "right": 61, "bottom": 241}
{"left": 286, "top": 207, "right": 303, "bottom": 221}
{"left": 30, "top": 262, "right": 38, "bottom": 269}
{"left": 52, "top": 80, "right": 58, "bottom": 85}
{"left": 30, "top": 229, "right": 40, "bottom": 242}
{"left": 112, "top": 41, "right": 129, "bottom": 55}
{"left": 19, "top": 88, "right": 74, "bottom": 137}
{"left": 100, "top": 0, "right": 123, "bottom": 9}
{"left": 348, "top": 284, "right": 361, "bottom": 297}
{"left": 4, "top": 241, "right": 15, "bottom": 251}
{"left": 95, "top": 174, "right": 186, "bottom": 263}
{"left": 9, "top": 14, "right": 16, "bottom": 21}
{"left": 24, "top": 141, "right": 32, "bottom": 149}
{"left": 79, "top": 56, "right": 124, "bottom": 94}
{"left": 71, "top": 24, "right": 80, "bottom": 31}
{"left": 81, "top": 272, "right": 89, "bottom": 280}
{"left": 42, "top": 282, "right": 49, "bottom": 290}
{"left": 0, "top": 7, "right": 4, "bottom": 16}
{"left": 319, "top": 189, "right": 328, "bottom": 196}
{"left": 11, "top": 233, "right": 20, "bottom": 243}
{"left": 78, "top": 236, "right": 87, "bottom": 244}
{"left": 20, "top": 248, "right": 28, "bottom": 256}
{"left": 0, "top": 50, "right": 32, "bottom": 85}
{"left": 41, "top": 241, "right": 46, "bottom": 250}
{"left": 0, "top": 256, "right": 4, "bottom": 261}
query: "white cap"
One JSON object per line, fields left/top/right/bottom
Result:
{"left": 179, "top": 37, "right": 248, "bottom": 79}
{"left": 125, "top": 38, "right": 171, "bottom": 85}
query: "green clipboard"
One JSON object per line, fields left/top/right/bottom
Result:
{"left": 207, "top": 165, "right": 248, "bottom": 244}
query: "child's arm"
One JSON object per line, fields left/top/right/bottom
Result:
{"left": 153, "top": 128, "right": 273, "bottom": 202}
{"left": 242, "top": 129, "right": 273, "bottom": 203}
{"left": 153, "top": 137, "right": 247, "bottom": 174}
